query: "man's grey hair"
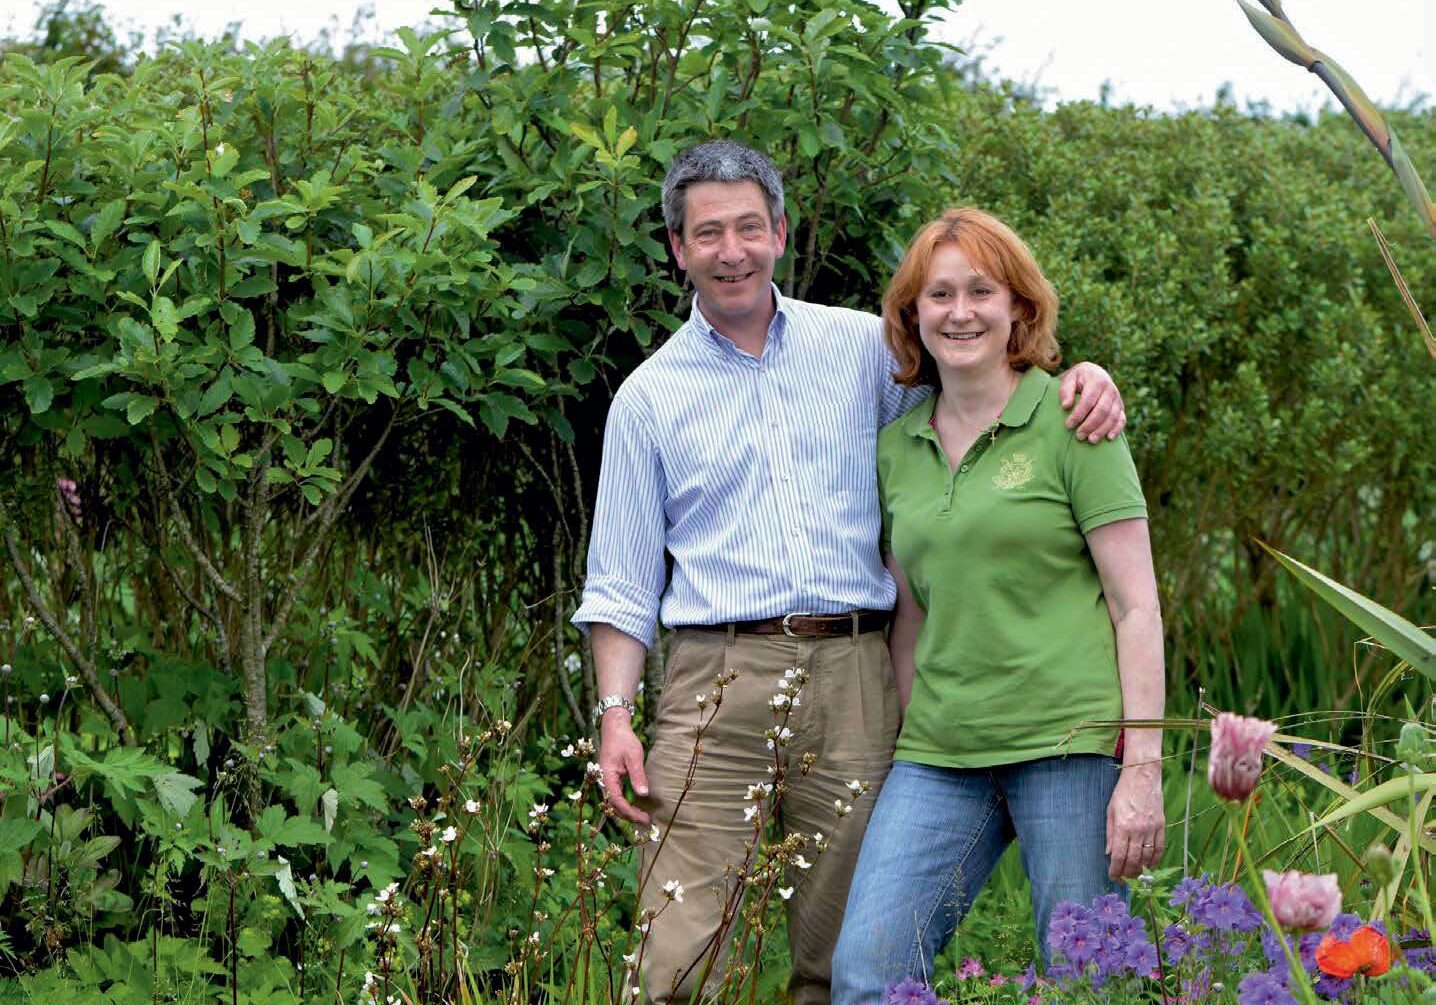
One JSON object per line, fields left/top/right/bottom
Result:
{"left": 661, "top": 139, "right": 785, "bottom": 235}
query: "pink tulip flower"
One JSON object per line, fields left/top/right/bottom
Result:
{"left": 1207, "top": 712, "right": 1276, "bottom": 801}
{"left": 1263, "top": 869, "right": 1341, "bottom": 931}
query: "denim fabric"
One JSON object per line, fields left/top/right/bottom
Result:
{"left": 831, "top": 756, "right": 1123, "bottom": 1005}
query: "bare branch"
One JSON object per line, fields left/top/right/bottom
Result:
{"left": 263, "top": 403, "right": 400, "bottom": 657}
{"left": 0, "top": 496, "right": 135, "bottom": 746}
{"left": 149, "top": 426, "right": 242, "bottom": 603}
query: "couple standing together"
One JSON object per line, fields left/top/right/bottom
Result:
{"left": 572, "top": 139, "right": 1166, "bottom": 1004}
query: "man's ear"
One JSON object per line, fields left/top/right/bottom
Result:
{"left": 668, "top": 229, "right": 687, "bottom": 271}
{"left": 774, "top": 214, "right": 788, "bottom": 257}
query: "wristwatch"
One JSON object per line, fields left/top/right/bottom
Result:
{"left": 592, "top": 694, "right": 637, "bottom": 724}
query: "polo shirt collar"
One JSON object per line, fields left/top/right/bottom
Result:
{"left": 998, "top": 366, "right": 1051, "bottom": 428}
{"left": 689, "top": 283, "right": 790, "bottom": 357}
{"left": 899, "top": 366, "right": 1051, "bottom": 441}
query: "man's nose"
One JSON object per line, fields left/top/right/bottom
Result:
{"left": 717, "top": 228, "right": 744, "bottom": 262}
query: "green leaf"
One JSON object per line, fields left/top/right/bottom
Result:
{"left": 570, "top": 121, "right": 602, "bottom": 150}
{"left": 152, "top": 772, "right": 203, "bottom": 818}
{"left": 198, "top": 370, "right": 233, "bottom": 416}
{"left": 321, "top": 371, "right": 348, "bottom": 394}
{"left": 43, "top": 219, "right": 87, "bottom": 249}
{"left": 444, "top": 175, "right": 477, "bottom": 203}
{"left": 142, "top": 239, "right": 161, "bottom": 285}
{"left": 1389, "top": 128, "right": 1436, "bottom": 237}
{"left": 0, "top": 818, "right": 41, "bottom": 854}
{"left": 1299, "top": 771, "right": 1435, "bottom": 836}
{"left": 1260, "top": 543, "right": 1436, "bottom": 681}
{"left": 90, "top": 199, "right": 125, "bottom": 251}
{"left": 1236, "top": 1, "right": 1316, "bottom": 67}
{"left": 126, "top": 396, "right": 157, "bottom": 425}
{"left": 23, "top": 375, "right": 53, "bottom": 414}
{"left": 229, "top": 310, "right": 256, "bottom": 350}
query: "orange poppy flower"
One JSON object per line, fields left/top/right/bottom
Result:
{"left": 1314, "top": 925, "right": 1391, "bottom": 978}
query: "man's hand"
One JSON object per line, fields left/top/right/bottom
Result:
{"left": 1105, "top": 761, "right": 1164, "bottom": 880}
{"left": 1059, "top": 361, "right": 1126, "bottom": 442}
{"left": 599, "top": 712, "right": 651, "bottom": 825}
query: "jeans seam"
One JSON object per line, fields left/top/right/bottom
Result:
{"left": 906, "top": 785, "right": 1003, "bottom": 978}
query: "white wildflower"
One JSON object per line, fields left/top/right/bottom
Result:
{"left": 846, "top": 779, "right": 867, "bottom": 796}
{"left": 661, "top": 879, "right": 684, "bottom": 903}
{"left": 793, "top": 854, "right": 812, "bottom": 870}
{"left": 464, "top": 798, "right": 481, "bottom": 813}
{"left": 778, "top": 886, "right": 794, "bottom": 900}
{"left": 439, "top": 826, "right": 458, "bottom": 843}
{"left": 744, "top": 805, "right": 759, "bottom": 823}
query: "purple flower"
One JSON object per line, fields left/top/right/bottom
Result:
{"left": 1125, "top": 939, "right": 1159, "bottom": 977}
{"left": 1091, "top": 892, "right": 1129, "bottom": 925}
{"left": 1183, "top": 966, "right": 1213, "bottom": 1002}
{"left": 1191, "top": 884, "right": 1262, "bottom": 932}
{"left": 1172, "top": 873, "right": 1213, "bottom": 907}
{"left": 884, "top": 977, "right": 938, "bottom": 1005}
{"left": 1237, "top": 969, "right": 1297, "bottom": 1005}
{"left": 1290, "top": 742, "right": 1313, "bottom": 761}
{"left": 955, "top": 957, "right": 985, "bottom": 979}
{"left": 1162, "top": 923, "right": 1195, "bottom": 961}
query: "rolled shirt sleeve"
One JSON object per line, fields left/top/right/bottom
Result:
{"left": 571, "top": 395, "right": 668, "bottom": 648}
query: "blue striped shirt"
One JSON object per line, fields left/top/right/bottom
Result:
{"left": 573, "top": 287, "right": 929, "bottom": 646}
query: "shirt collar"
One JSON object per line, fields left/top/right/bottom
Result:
{"left": 900, "top": 366, "right": 1051, "bottom": 441}
{"left": 688, "top": 283, "right": 790, "bottom": 356}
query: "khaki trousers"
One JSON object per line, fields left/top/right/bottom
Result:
{"left": 635, "top": 628, "right": 899, "bottom": 1005}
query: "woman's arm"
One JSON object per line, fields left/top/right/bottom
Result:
{"left": 1086, "top": 517, "right": 1165, "bottom": 880}
{"left": 885, "top": 554, "right": 924, "bottom": 714}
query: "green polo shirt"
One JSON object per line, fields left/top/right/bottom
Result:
{"left": 877, "top": 367, "right": 1148, "bottom": 768}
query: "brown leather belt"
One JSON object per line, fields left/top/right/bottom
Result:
{"left": 695, "top": 610, "right": 892, "bottom": 638}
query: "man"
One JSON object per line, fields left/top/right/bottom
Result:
{"left": 572, "top": 139, "right": 1124, "bottom": 1004}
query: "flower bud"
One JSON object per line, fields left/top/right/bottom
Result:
{"left": 1363, "top": 842, "right": 1396, "bottom": 886}
{"left": 1208, "top": 712, "right": 1277, "bottom": 801}
{"left": 1395, "top": 721, "right": 1428, "bottom": 768}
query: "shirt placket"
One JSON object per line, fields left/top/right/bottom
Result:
{"left": 940, "top": 424, "right": 1001, "bottom": 513}
{"left": 754, "top": 347, "right": 812, "bottom": 604}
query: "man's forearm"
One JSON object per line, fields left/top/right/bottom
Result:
{"left": 591, "top": 622, "right": 648, "bottom": 707}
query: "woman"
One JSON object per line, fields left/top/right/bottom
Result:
{"left": 830, "top": 208, "right": 1165, "bottom": 1002}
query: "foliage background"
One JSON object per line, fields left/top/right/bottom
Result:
{"left": 0, "top": 0, "right": 1430, "bottom": 1000}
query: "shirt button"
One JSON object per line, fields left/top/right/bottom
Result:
{"left": 960, "top": 464, "right": 969, "bottom": 472}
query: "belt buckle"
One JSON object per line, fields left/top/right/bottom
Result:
{"left": 781, "top": 612, "right": 815, "bottom": 638}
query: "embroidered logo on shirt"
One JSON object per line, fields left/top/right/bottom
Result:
{"left": 992, "top": 452, "right": 1034, "bottom": 490}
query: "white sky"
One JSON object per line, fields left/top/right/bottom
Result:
{"left": 2, "top": 0, "right": 1431, "bottom": 113}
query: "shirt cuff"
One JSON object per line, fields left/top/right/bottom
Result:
{"left": 571, "top": 575, "right": 661, "bottom": 648}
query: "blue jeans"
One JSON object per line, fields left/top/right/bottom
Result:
{"left": 831, "top": 756, "right": 1122, "bottom": 1005}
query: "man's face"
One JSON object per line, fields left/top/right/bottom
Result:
{"left": 669, "top": 180, "right": 787, "bottom": 334}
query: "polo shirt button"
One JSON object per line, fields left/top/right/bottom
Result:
{"left": 960, "top": 464, "right": 969, "bottom": 472}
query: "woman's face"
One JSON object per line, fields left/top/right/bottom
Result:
{"left": 915, "top": 244, "right": 1018, "bottom": 381}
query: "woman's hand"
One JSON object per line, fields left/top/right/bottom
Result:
{"left": 1106, "top": 760, "right": 1165, "bottom": 879}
